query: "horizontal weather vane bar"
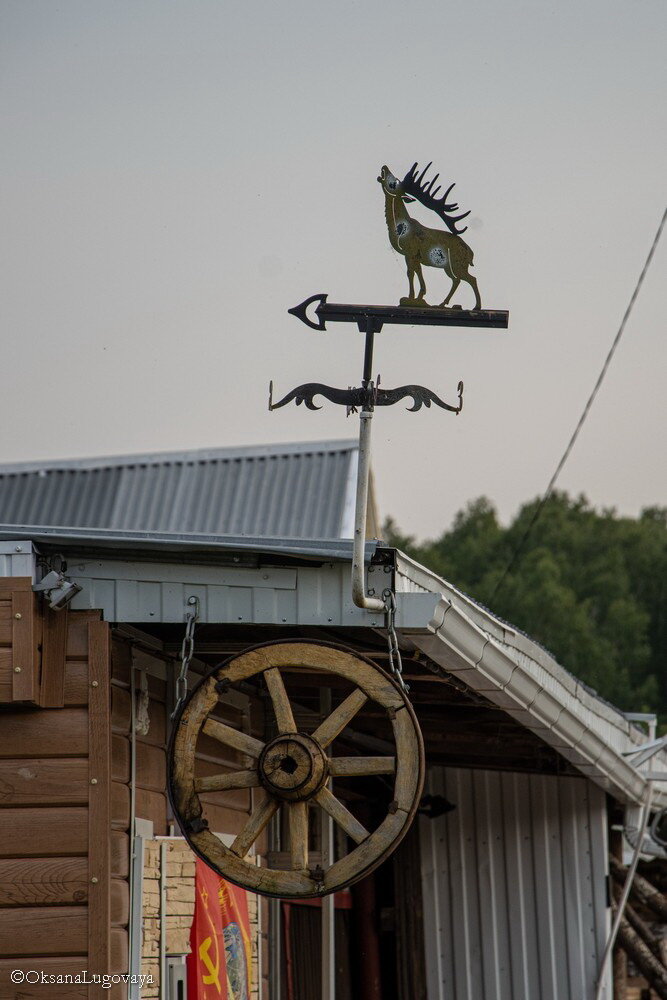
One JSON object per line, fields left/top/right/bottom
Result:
{"left": 288, "top": 293, "right": 509, "bottom": 332}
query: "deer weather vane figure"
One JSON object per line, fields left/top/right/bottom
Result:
{"left": 378, "top": 162, "right": 481, "bottom": 311}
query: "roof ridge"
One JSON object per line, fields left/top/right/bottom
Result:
{"left": 0, "top": 438, "right": 359, "bottom": 475}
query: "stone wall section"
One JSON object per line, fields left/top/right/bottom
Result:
{"left": 140, "top": 838, "right": 263, "bottom": 999}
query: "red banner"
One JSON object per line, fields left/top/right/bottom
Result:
{"left": 187, "top": 860, "right": 252, "bottom": 1000}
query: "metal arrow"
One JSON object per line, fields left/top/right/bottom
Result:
{"left": 288, "top": 293, "right": 509, "bottom": 332}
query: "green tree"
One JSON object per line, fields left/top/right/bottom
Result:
{"left": 384, "top": 494, "right": 666, "bottom": 714}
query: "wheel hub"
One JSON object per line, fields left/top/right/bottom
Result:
{"left": 258, "top": 732, "right": 328, "bottom": 801}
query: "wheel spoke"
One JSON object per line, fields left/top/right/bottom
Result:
{"left": 312, "top": 689, "right": 368, "bottom": 749}
{"left": 202, "top": 718, "right": 264, "bottom": 759}
{"left": 315, "top": 786, "right": 369, "bottom": 844}
{"left": 329, "top": 756, "right": 395, "bottom": 777}
{"left": 230, "top": 797, "right": 279, "bottom": 858}
{"left": 264, "top": 667, "right": 297, "bottom": 734}
{"left": 289, "top": 801, "right": 309, "bottom": 871}
{"left": 194, "top": 769, "right": 260, "bottom": 793}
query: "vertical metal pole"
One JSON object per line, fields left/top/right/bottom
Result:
{"left": 268, "top": 817, "right": 282, "bottom": 1000}
{"left": 352, "top": 326, "right": 384, "bottom": 613}
{"left": 320, "top": 688, "right": 335, "bottom": 1000}
{"left": 361, "top": 328, "right": 375, "bottom": 386}
{"left": 128, "top": 833, "right": 145, "bottom": 1000}
{"left": 128, "top": 650, "right": 141, "bottom": 997}
{"left": 160, "top": 840, "right": 167, "bottom": 999}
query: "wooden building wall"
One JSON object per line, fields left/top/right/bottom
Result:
{"left": 110, "top": 629, "right": 268, "bottom": 998}
{"left": 110, "top": 631, "right": 268, "bottom": 838}
{"left": 0, "top": 581, "right": 267, "bottom": 999}
{"left": 0, "top": 596, "right": 125, "bottom": 999}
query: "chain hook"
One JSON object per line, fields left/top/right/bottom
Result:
{"left": 171, "top": 596, "right": 199, "bottom": 720}
{"left": 382, "top": 588, "right": 409, "bottom": 693}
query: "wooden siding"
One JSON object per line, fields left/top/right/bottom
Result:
{"left": 0, "top": 595, "right": 268, "bottom": 998}
{"left": 107, "top": 634, "right": 268, "bottom": 997}
{"left": 0, "top": 578, "right": 41, "bottom": 703}
{"left": 0, "top": 606, "right": 122, "bottom": 999}
{"left": 109, "top": 637, "right": 265, "bottom": 841}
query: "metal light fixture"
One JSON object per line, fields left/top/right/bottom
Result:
{"left": 33, "top": 569, "right": 82, "bottom": 610}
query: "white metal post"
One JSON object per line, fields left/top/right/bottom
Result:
{"left": 160, "top": 840, "right": 167, "bottom": 999}
{"left": 351, "top": 409, "right": 384, "bottom": 613}
{"left": 320, "top": 689, "right": 335, "bottom": 1000}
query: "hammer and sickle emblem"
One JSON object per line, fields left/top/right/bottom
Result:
{"left": 199, "top": 935, "right": 222, "bottom": 993}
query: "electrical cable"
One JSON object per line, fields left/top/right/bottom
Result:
{"left": 490, "top": 205, "right": 667, "bottom": 601}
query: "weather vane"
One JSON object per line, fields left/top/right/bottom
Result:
{"left": 167, "top": 165, "right": 510, "bottom": 902}
{"left": 270, "top": 161, "right": 509, "bottom": 611}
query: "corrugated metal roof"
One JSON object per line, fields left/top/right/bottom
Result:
{"left": 0, "top": 440, "right": 359, "bottom": 539}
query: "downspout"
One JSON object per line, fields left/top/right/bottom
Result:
{"left": 351, "top": 321, "right": 385, "bottom": 614}
{"left": 129, "top": 648, "right": 138, "bottom": 982}
{"left": 351, "top": 410, "right": 384, "bottom": 613}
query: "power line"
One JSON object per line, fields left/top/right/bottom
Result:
{"left": 490, "top": 204, "right": 667, "bottom": 602}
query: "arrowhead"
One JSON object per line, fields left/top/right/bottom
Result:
{"left": 288, "top": 293, "right": 328, "bottom": 331}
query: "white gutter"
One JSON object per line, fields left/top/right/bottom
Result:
{"left": 408, "top": 595, "right": 666, "bottom": 808}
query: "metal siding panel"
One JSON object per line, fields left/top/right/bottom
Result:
{"left": 430, "top": 768, "right": 454, "bottom": 1000}
{"left": 448, "top": 769, "right": 483, "bottom": 1000}
{"left": 421, "top": 773, "right": 447, "bottom": 1000}
{"left": 543, "top": 775, "right": 570, "bottom": 999}
{"left": 161, "top": 582, "right": 187, "bottom": 621}
{"left": 0, "top": 543, "right": 35, "bottom": 578}
{"left": 136, "top": 582, "right": 162, "bottom": 620}
{"left": 475, "top": 770, "right": 512, "bottom": 997}
{"left": 558, "top": 778, "right": 589, "bottom": 998}
{"left": 56, "top": 560, "right": 385, "bottom": 625}
{"left": 206, "top": 585, "right": 233, "bottom": 622}
{"left": 420, "top": 768, "right": 608, "bottom": 1000}
{"left": 587, "top": 782, "right": 611, "bottom": 998}
{"left": 530, "top": 774, "right": 562, "bottom": 1000}
{"left": 87, "top": 578, "right": 117, "bottom": 618}
{"left": 226, "top": 587, "right": 253, "bottom": 622}
{"left": 274, "top": 588, "right": 297, "bottom": 623}
{"left": 499, "top": 771, "right": 539, "bottom": 997}
{"left": 421, "top": 820, "right": 442, "bottom": 1000}
{"left": 115, "top": 580, "right": 140, "bottom": 622}
{"left": 297, "top": 565, "right": 342, "bottom": 625}
{"left": 252, "top": 587, "right": 279, "bottom": 622}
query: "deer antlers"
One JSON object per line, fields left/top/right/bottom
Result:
{"left": 401, "top": 162, "right": 470, "bottom": 235}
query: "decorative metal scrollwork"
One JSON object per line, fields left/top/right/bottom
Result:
{"left": 269, "top": 380, "right": 463, "bottom": 415}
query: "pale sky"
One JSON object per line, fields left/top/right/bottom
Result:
{"left": 1, "top": 0, "right": 665, "bottom": 540}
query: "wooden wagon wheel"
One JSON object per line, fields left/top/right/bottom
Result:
{"left": 168, "top": 640, "right": 424, "bottom": 898}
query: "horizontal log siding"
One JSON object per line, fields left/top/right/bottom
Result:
{"left": 0, "top": 610, "right": 122, "bottom": 1000}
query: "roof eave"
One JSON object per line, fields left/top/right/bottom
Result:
{"left": 396, "top": 552, "right": 663, "bottom": 806}
{"left": 0, "top": 523, "right": 379, "bottom": 563}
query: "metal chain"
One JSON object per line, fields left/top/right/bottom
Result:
{"left": 171, "top": 596, "right": 199, "bottom": 720}
{"left": 382, "top": 589, "right": 409, "bottom": 693}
